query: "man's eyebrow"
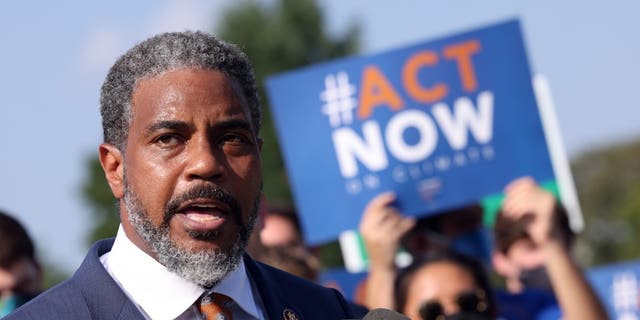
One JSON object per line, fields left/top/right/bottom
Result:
{"left": 215, "top": 118, "right": 253, "bottom": 132}
{"left": 144, "top": 120, "right": 191, "bottom": 135}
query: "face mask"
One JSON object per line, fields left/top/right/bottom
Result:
{"left": 1, "top": 294, "right": 30, "bottom": 317}
{"left": 518, "top": 266, "right": 553, "bottom": 291}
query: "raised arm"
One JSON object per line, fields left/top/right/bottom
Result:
{"left": 359, "top": 192, "right": 415, "bottom": 310}
{"left": 501, "top": 177, "right": 608, "bottom": 320}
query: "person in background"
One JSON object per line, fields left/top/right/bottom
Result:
{"left": 245, "top": 202, "right": 368, "bottom": 317}
{"left": 254, "top": 245, "right": 320, "bottom": 281}
{"left": 259, "top": 205, "right": 304, "bottom": 248}
{"left": 395, "top": 250, "right": 497, "bottom": 320}
{"left": 402, "top": 203, "right": 489, "bottom": 264}
{"left": 358, "top": 193, "right": 488, "bottom": 310}
{"left": 0, "top": 210, "right": 42, "bottom": 317}
{"left": 245, "top": 203, "right": 321, "bottom": 281}
{"left": 360, "top": 177, "right": 608, "bottom": 320}
{"left": 245, "top": 201, "right": 368, "bottom": 317}
{"left": 491, "top": 177, "right": 607, "bottom": 320}
{"left": 358, "top": 192, "right": 416, "bottom": 310}
{"left": 492, "top": 178, "right": 574, "bottom": 294}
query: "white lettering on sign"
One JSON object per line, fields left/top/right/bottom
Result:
{"left": 343, "top": 147, "right": 496, "bottom": 194}
{"left": 432, "top": 91, "right": 494, "bottom": 149}
{"left": 332, "top": 121, "right": 388, "bottom": 178}
{"left": 332, "top": 91, "right": 495, "bottom": 178}
{"left": 386, "top": 110, "right": 438, "bottom": 163}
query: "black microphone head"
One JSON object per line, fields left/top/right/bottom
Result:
{"left": 362, "top": 308, "right": 410, "bottom": 320}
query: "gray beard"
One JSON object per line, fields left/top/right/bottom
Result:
{"left": 123, "top": 184, "right": 258, "bottom": 288}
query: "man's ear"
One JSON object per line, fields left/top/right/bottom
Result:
{"left": 99, "top": 143, "right": 124, "bottom": 199}
{"left": 492, "top": 251, "right": 516, "bottom": 277}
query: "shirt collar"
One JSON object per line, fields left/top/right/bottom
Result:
{"left": 209, "top": 257, "right": 260, "bottom": 319}
{"left": 106, "top": 225, "right": 259, "bottom": 320}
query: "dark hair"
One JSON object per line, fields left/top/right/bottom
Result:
{"left": 412, "top": 203, "right": 483, "bottom": 235}
{"left": 394, "top": 250, "right": 498, "bottom": 317}
{"left": 401, "top": 203, "right": 484, "bottom": 257}
{"left": 0, "top": 210, "right": 36, "bottom": 268}
{"left": 100, "top": 31, "right": 260, "bottom": 151}
{"left": 493, "top": 202, "right": 574, "bottom": 254}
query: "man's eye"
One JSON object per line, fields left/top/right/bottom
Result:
{"left": 154, "top": 134, "right": 184, "bottom": 147}
{"left": 222, "top": 133, "right": 250, "bottom": 144}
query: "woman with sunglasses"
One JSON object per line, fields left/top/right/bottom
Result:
{"left": 395, "top": 250, "right": 497, "bottom": 320}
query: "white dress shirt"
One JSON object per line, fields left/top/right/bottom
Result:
{"left": 100, "top": 225, "right": 266, "bottom": 320}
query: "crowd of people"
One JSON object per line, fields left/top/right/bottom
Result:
{"left": 356, "top": 177, "right": 607, "bottom": 320}
{"left": 0, "top": 29, "right": 611, "bottom": 320}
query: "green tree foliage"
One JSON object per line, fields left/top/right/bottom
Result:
{"left": 572, "top": 138, "right": 640, "bottom": 265}
{"left": 216, "top": 0, "right": 360, "bottom": 204}
{"left": 41, "top": 260, "right": 69, "bottom": 289}
{"left": 81, "top": 156, "right": 118, "bottom": 246}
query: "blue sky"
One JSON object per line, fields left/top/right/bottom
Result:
{"left": 1, "top": 1, "right": 639, "bottom": 272}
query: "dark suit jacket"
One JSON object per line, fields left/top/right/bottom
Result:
{"left": 6, "top": 239, "right": 362, "bottom": 320}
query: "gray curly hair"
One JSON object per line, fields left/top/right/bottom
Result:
{"left": 100, "top": 31, "right": 260, "bottom": 151}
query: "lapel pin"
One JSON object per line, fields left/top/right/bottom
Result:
{"left": 283, "top": 308, "right": 300, "bottom": 320}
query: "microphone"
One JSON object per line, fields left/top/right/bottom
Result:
{"left": 345, "top": 308, "right": 410, "bottom": 320}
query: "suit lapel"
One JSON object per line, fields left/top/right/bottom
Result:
{"left": 72, "top": 239, "right": 146, "bottom": 320}
{"left": 244, "top": 255, "right": 305, "bottom": 320}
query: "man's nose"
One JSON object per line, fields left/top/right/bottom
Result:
{"left": 185, "top": 137, "right": 224, "bottom": 181}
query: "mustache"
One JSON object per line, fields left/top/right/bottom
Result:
{"left": 164, "top": 184, "right": 241, "bottom": 225}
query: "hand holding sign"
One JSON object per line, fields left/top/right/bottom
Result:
{"left": 360, "top": 192, "right": 415, "bottom": 271}
{"left": 501, "top": 176, "right": 563, "bottom": 248}
{"left": 359, "top": 192, "right": 414, "bottom": 309}
{"left": 498, "top": 177, "right": 607, "bottom": 320}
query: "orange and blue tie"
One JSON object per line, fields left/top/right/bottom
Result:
{"left": 198, "top": 292, "right": 234, "bottom": 320}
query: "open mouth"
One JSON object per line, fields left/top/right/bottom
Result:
{"left": 174, "top": 201, "right": 230, "bottom": 232}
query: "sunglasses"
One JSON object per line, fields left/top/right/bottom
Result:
{"left": 418, "top": 290, "right": 490, "bottom": 320}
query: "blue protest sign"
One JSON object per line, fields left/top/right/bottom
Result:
{"left": 266, "top": 19, "right": 555, "bottom": 245}
{"left": 587, "top": 259, "right": 640, "bottom": 319}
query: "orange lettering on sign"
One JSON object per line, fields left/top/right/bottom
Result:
{"left": 357, "top": 65, "right": 404, "bottom": 119}
{"left": 402, "top": 51, "right": 448, "bottom": 104}
{"left": 443, "top": 40, "right": 481, "bottom": 92}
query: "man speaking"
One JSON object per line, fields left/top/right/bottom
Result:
{"left": 8, "top": 31, "right": 361, "bottom": 320}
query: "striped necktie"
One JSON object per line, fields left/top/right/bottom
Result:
{"left": 198, "top": 292, "right": 234, "bottom": 320}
